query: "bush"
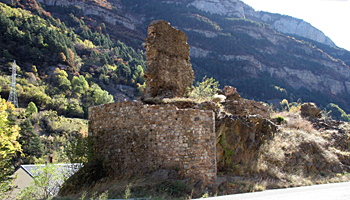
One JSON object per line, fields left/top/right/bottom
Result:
{"left": 275, "top": 116, "right": 285, "bottom": 124}
{"left": 189, "top": 76, "right": 220, "bottom": 101}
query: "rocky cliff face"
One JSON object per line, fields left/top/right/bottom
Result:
{"left": 188, "top": 23, "right": 349, "bottom": 96}
{"left": 36, "top": 0, "right": 138, "bottom": 29}
{"left": 13, "top": 0, "right": 350, "bottom": 110}
{"left": 189, "top": 0, "right": 335, "bottom": 47}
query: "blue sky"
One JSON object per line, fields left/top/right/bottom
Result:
{"left": 242, "top": 0, "right": 350, "bottom": 51}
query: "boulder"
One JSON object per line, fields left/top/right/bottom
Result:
{"left": 144, "top": 20, "right": 194, "bottom": 99}
{"left": 300, "top": 102, "right": 321, "bottom": 119}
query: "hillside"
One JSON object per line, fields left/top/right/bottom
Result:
{"left": 2, "top": 0, "right": 350, "bottom": 114}
{"left": 10, "top": 0, "right": 350, "bottom": 113}
{"left": 2, "top": 1, "right": 350, "bottom": 199}
{"left": 0, "top": 0, "right": 147, "bottom": 167}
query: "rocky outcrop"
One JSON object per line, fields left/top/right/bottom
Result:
{"left": 210, "top": 86, "right": 276, "bottom": 171}
{"left": 189, "top": 0, "right": 336, "bottom": 47}
{"left": 189, "top": 0, "right": 245, "bottom": 18}
{"left": 36, "top": 0, "right": 137, "bottom": 29}
{"left": 220, "top": 86, "right": 270, "bottom": 119}
{"left": 300, "top": 103, "right": 322, "bottom": 119}
{"left": 144, "top": 20, "right": 194, "bottom": 98}
{"left": 216, "top": 114, "right": 277, "bottom": 171}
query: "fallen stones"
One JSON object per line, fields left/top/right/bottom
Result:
{"left": 144, "top": 20, "right": 194, "bottom": 99}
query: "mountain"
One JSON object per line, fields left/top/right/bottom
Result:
{"left": 189, "top": 0, "right": 336, "bottom": 47}
{"left": 1, "top": 0, "right": 350, "bottom": 113}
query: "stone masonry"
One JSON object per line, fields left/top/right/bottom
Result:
{"left": 144, "top": 20, "right": 194, "bottom": 98}
{"left": 88, "top": 101, "right": 217, "bottom": 184}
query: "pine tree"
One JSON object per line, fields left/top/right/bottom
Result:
{"left": 19, "top": 119, "right": 44, "bottom": 164}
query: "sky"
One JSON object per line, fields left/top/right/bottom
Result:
{"left": 242, "top": 0, "right": 350, "bottom": 51}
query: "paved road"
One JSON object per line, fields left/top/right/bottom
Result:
{"left": 202, "top": 182, "right": 350, "bottom": 200}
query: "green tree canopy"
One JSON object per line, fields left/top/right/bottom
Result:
{"left": 18, "top": 119, "right": 44, "bottom": 164}
{"left": 25, "top": 102, "right": 38, "bottom": 117}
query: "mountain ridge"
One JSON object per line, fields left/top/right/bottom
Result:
{"left": 2, "top": 0, "right": 350, "bottom": 113}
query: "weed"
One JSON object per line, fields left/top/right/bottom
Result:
{"left": 201, "top": 191, "right": 209, "bottom": 198}
{"left": 124, "top": 184, "right": 131, "bottom": 200}
{"left": 98, "top": 191, "right": 109, "bottom": 200}
{"left": 80, "top": 191, "right": 87, "bottom": 200}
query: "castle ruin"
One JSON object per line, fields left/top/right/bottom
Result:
{"left": 89, "top": 20, "right": 216, "bottom": 185}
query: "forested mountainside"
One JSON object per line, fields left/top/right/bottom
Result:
{"left": 0, "top": 1, "right": 146, "bottom": 117}
{"left": 1, "top": 0, "right": 350, "bottom": 115}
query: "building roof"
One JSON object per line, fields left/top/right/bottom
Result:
{"left": 16, "top": 163, "right": 83, "bottom": 178}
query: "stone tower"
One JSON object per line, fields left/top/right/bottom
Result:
{"left": 144, "top": 20, "right": 194, "bottom": 99}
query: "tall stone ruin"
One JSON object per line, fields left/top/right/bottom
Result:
{"left": 88, "top": 20, "right": 216, "bottom": 186}
{"left": 144, "top": 20, "right": 194, "bottom": 98}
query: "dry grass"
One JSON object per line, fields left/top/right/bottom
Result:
{"left": 246, "top": 110, "right": 350, "bottom": 189}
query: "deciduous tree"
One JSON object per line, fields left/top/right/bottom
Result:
{"left": 0, "top": 97, "right": 22, "bottom": 198}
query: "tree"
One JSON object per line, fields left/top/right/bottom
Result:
{"left": 67, "top": 99, "right": 84, "bottom": 118}
{"left": 25, "top": 102, "right": 38, "bottom": 117}
{"left": 64, "top": 133, "right": 91, "bottom": 163}
{"left": 54, "top": 68, "right": 72, "bottom": 91}
{"left": 18, "top": 119, "right": 44, "bottom": 164}
{"left": 0, "top": 97, "right": 22, "bottom": 198}
{"left": 17, "top": 164, "right": 68, "bottom": 200}
{"left": 72, "top": 75, "right": 89, "bottom": 95}
{"left": 90, "top": 84, "right": 114, "bottom": 105}
{"left": 189, "top": 76, "right": 220, "bottom": 101}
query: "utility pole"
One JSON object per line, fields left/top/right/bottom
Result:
{"left": 8, "top": 60, "right": 19, "bottom": 108}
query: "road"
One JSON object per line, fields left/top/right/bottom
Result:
{"left": 202, "top": 182, "right": 350, "bottom": 200}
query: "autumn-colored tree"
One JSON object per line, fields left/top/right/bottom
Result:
{"left": 0, "top": 97, "right": 22, "bottom": 198}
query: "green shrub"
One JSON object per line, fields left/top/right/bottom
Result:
{"left": 275, "top": 116, "right": 285, "bottom": 124}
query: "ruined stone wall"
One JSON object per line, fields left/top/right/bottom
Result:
{"left": 88, "top": 101, "right": 216, "bottom": 184}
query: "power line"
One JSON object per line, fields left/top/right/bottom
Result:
{"left": 8, "top": 60, "right": 19, "bottom": 108}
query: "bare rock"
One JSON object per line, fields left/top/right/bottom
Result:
{"left": 150, "top": 169, "right": 178, "bottom": 181}
{"left": 144, "top": 20, "right": 194, "bottom": 99}
{"left": 301, "top": 102, "right": 321, "bottom": 119}
{"left": 221, "top": 86, "right": 270, "bottom": 119}
{"left": 220, "top": 86, "right": 241, "bottom": 100}
{"left": 216, "top": 114, "right": 278, "bottom": 171}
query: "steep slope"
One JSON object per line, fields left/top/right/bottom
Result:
{"left": 2, "top": 0, "right": 350, "bottom": 113}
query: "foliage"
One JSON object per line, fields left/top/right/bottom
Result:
{"left": 25, "top": 101, "right": 38, "bottom": 117}
{"left": 275, "top": 116, "right": 285, "bottom": 124}
{"left": 0, "top": 2, "right": 78, "bottom": 68}
{"left": 18, "top": 119, "right": 44, "bottom": 164}
{"left": 326, "top": 103, "right": 350, "bottom": 122}
{"left": 189, "top": 76, "right": 220, "bottom": 101}
{"left": 280, "top": 99, "right": 290, "bottom": 111}
{"left": 17, "top": 164, "right": 68, "bottom": 200}
{"left": 64, "top": 134, "right": 93, "bottom": 164}
{"left": 0, "top": 97, "right": 21, "bottom": 198}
